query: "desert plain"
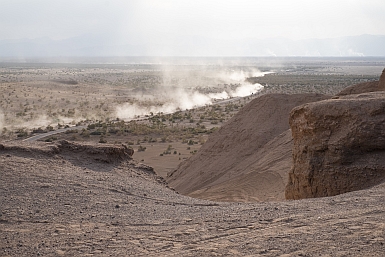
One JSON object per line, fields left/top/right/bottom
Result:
{"left": 1, "top": 57, "right": 385, "bottom": 256}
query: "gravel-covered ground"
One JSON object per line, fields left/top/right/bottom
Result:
{"left": 1, "top": 141, "right": 385, "bottom": 256}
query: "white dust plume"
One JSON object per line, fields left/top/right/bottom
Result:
{"left": 116, "top": 87, "right": 213, "bottom": 120}
{"left": 219, "top": 68, "right": 272, "bottom": 83}
{"left": 230, "top": 83, "right": 264, "bottom": 97}
{"left": 115, "top": 68, "right": 267, "bottom": 120}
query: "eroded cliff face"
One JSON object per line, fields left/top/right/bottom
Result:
{"left": 379, "top": 68, "right": 385, "bottom": 89}
{"left": 286, "top": 92, "right": 385, "bottom": 199}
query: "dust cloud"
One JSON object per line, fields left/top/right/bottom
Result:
{"left": 116, "top": 87, "right": 213, "bottom": 119}
{"left": 115, "top": 69, "right": 266, "bottom": 120}
{"left": 220, "top": 69, "right": 272, "bottom": 82}
{"left": 13, "top": 115, "right": 76, "bottom": 130}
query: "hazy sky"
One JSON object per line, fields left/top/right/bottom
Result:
{"left": 1, "top": 0, "right": 385, "bottom": 44}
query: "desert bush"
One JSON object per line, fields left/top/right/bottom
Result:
{"left": 80, "top": 129, "right": 90, "bottom": 138}
{"left": 1, "top": 127, "right": 8, "bottom": 135}
{"left": 65, "top": 129, "right": 78, "bottom": 134}
{"left": 67, "top": 109, "right": 75, "bottom": 117}
{"left": 138, "top": 145, "right": 147, "bottom": 152}
{"left": 16, "top": 129, "right": 28, "bottom": 138}
{"left": 32, "top": 128, "right": 46, "bottom": 133}
{"left": 16, "top": 112, "right": 26, "bottom": 117}
{"left": 44, "top": 136, "right": 57, "bottom": 142}
{"left": 99, "top": 136, "right": 107, "bottom": 143}
{"left": 90, "top": 131, "right": 103, "bottom": 135}
{"left": 108, "top": 128, "right": 119, "bottom": 134}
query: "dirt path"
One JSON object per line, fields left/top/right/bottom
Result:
{"left": 22, "top": 96, "right": 247, "bottom": 143}
{"left": 23, "top": 126, "right": 87, "bottom": 142}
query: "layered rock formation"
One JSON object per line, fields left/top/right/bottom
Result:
{"left": 167, "top": 93, "right": 329, "bottom": 202}
{"left": 286, "top": 92, "right": 385, "bottom": 199}
{"left": 57, "top": 140, "right": 134, "bottom": 163}
{"left": 0, "top": 140, "right": 134, "bottom": 171}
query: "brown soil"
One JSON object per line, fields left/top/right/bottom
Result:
{"left": 2, "top": 64, "right": 385, "bottom": 256}
{"left": 167, "top": 93, "right": 329, "bottom": 202}
{"left": 1, "top": 140, "right": 385, "bottom": 256}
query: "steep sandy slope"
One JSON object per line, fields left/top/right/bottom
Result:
{"left": 167, "top": 93, "right": 329, "bottom": 202}
{"left": 188, "top": 130, "right": 293, "bottom": 202}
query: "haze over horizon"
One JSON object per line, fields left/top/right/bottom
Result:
{"left": 1, "top": 0, "right": 385, "bottom": 57}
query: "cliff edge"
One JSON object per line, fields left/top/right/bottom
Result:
{"left": 286, "top": 92, "right": 385, "bottom": 199}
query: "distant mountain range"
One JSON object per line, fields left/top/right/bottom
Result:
{"left": 0, "top": 34, "right": 384, "bottom": 57}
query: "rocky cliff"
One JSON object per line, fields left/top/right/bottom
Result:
{"left": 286, "top": 92, "right": 385, "bottom": 199}
{"left": 380, "top": 68, "right": 385, "bottom": 88}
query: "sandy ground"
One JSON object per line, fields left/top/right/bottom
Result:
{"left": 2, "top": 60, "right": 385, "bottom": 256}
{"left": 133, "top": 142, "right": 203, "bottom": 178}
{"left": 1, "top": 141, "right": 385, "bottom": 256}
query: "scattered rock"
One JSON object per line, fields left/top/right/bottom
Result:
{"left": 58, "top": 140, "right": 134, "bottom": 163}
{"left": 134, "top": 163, "right": 155, "bottom": 174}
